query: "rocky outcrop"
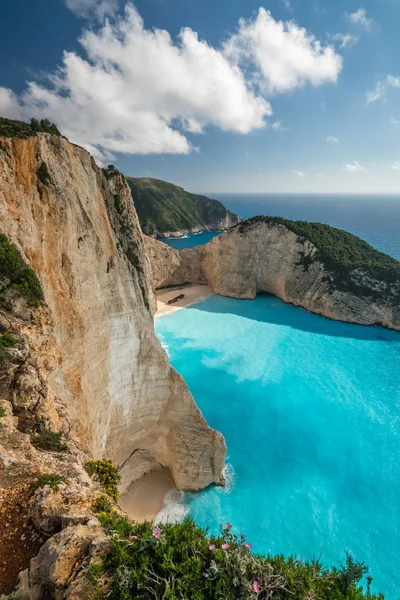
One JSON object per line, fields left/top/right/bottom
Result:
{"left": 126, "top": 176, "right": 241, "bottom": 237}
{"left": 0, "top": 132, "right": 225, "bottom": 492}
{"left": 147, "top": 220, "right": 400, "bottom": 330}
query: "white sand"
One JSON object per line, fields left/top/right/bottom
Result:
{"left": 155, "top": 284, "right": 214, "bottom": 317}
{"left": 119, "top": 467, "right": 175, "bottom": 522}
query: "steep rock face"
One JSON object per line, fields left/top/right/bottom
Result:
{"left": 0, "top": 133, "right": 225, "bottom": 491}
{"left": 126, "top": 176, "right": 241, "bottom": 237}
{"left": 148, "top": 221, "right": 400, "bottom": 330}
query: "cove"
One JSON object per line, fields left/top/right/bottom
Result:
{"left": 156, "top": 294, "right": 400, "bottom": 599}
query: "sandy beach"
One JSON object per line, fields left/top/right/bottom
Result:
{"left": 155, "top": 283, "right": 214, "bottom": 317}
{"left": 119, "top": 467, "right": 175, "bottom": 522}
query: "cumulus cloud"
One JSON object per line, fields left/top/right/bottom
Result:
{"left": 1, "top": 3, "right": 343, "bottom": 160}
{"left": 329, "top": 33, "right": 359, "bottom": 49}
{"left": 327, "top": 136, "right": 339, "bottom": 143}
{"left": 223, "top": 8, "right": 342, "bottom": 94}
{"left": 292, "top": 170, "right": 305, "bottom": 177}
{"left": 345, "top": 161, "right": 366, "bottom": 172}
{"left": 347, "top": 8, "right": 373, "bottom": 30}
{"left": 390, "top": 117, "right": 400, "bottom": 125}
{"left": 0, "top": 87, "right": 21, "bottom": 119}
{"left": 271, "top": 120, "right": 287, "bottom": 131}
{"left": 65, "top": 0, "right": 119, "bottom": 19}
{"left": 366, "top": 74, "right": 400, "bottom": 104}
{"left": 391, "top": 161, "right": 400, "bottom": 170}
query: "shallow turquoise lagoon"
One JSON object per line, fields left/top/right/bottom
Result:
{"left": 156, "top": 294, "right": 400, "bottom": 598}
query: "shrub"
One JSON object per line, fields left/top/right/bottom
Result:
{"left": 95, "top": 516, "right": 383, "bottom": 600}
{"left": 0, "top": 233, "right": 43, "bottom": 305}
{"left": 0, "top": 334, "right": 18, "bottom": 364}
{"left": 31, "top": 427, "right": 69, "bottom": 452}
{"left": 35, "top": 473, "right": 69, "bottom": 492}
{"left": 36, "top": 161, "right": 51, "bottom": 186}
{"left": 85, "top": 460, "right": 121, "bottom": 502}
{"left": 93, "top": 494, "right": 113, "bottom": 514}
{"left": 0, "top": 405, "right": 6, "bottom": 417}
{"left": 0, "top": 116, "right": 61, "bottom": 139}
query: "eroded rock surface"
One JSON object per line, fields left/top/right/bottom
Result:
{"left": 146, "top": 221, "right": 400, "bottom": 330}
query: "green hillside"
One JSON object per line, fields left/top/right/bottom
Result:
{"left": 126, "top": 177, "right": 241, "bottom": 236}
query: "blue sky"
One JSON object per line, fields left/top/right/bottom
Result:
{"left": 1, "top": 0, "right": 400, "bottom": 193}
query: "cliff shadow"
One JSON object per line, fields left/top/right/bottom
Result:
{"left": 184, "top": 292, "right": 400, "bottom": 343}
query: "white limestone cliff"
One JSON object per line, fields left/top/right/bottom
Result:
{"left": 0, "top": 133, "right": 226, "bottom": 493}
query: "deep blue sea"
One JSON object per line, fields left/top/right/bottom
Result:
{"left": 162, "top": 194, "right": 400, "bottom": 260}
{"left": 157, "top": 195, "right": 400, "bottom": 598}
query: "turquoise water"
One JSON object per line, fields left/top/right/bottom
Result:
{"left": 156, "top": 294, "right": 400, "bottom": 598}
{"left": 158, "top": 231, "right": 220, "bottom": 249}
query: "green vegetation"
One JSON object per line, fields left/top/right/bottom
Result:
{"left": 0, "top": 405, "right": 6, "bottom": 417}
{"left": 0, "top": 233, "right": 44, "bottom": 305}
{"left": 35, "top": 473, "right": 69, "bottom": 492}
{"left": 0, "top": 116, "right": 61, "bottom": 139}
{"left": 238, "top": 216, "right": 400, "bottom": 294}
{"left": 102, "top": 164, "right": 120, "bottom": 180}
{"left": 93, "top": 494, "right": 113, "bottom": 514}
{"left": 85, "top": 460, "right": 121, "bottom": 502}
{"left": 93, "top": 515, "right": 382, "bottom": 600}
{"left": 126, "top": 177, "right": 240, "bottom": 236}
{"left": 36, "top": 161, "right": 51, "bottom": 186}
{"left": 0, "top": 333, "right": 17, "bottom": 365}
{"left": 31, "top": 427, "right": 69, "bottom": 452}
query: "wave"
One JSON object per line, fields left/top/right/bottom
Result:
{"left": 154, "top": 488, "right": 189, "bottom": 525}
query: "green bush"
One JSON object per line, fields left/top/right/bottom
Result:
{"left": 31, "top": 427, "right": 69, "bottom": 452}
{"left": 0, "top": 116, "right": 61, "bottom": 139}
{"left": 85, "top": 460, "right": 121, "bottom": 502}
{"left": 36, "top": 161, "right": 51, "bottom": 186}
{"left": 0, "top": 333, "right": 18, "bottom": 364}
{"left": 93, "top": 494, "right": 113, "bottom": 514}
{"left": 95, "top": 516, "right": 383, "bottom": 600}
{"left": 0, "top": 405, "right": 6, "bottom": 417}
{"left": 35, "top": 473, "right": 69, "bottom": 492}
{"left": 0, "top": 233, "right": 43, "bottom": 305}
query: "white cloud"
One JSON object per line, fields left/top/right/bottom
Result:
{"left": 347, "top": 8, "right": 373, "bottom": 30}
{"left": 366, "top": 74, "right": 400, "bottom": 104}
{"left": 292, "top": 170, "right": 305, "bottom": 177}
{"left": 65, "top": 0, "right": 118, "bottom": 19}
{"left": 1, "top": 4, "right": 343, "bottom": 160}
{"left": 271, "top": 120, "right": 287, "bottom": 131}
{"left": 0, "top": 87, "right": 21, "bottom": 119}
{"left": 315, "top": 173, "right": 327, "bottom": 178}
{"left": 327, "top": 135, "right": 339, "bottom": 143}
{"left": 345, "top": 161, "right": 366, "bottom": 172}
{"left": 391, "top": 161, "right": 400, "bottom": 170}
{"left": 390, "top": 117, "right": 400, "bottom": 125}
{"left": 281, "top": 0, "right": 292, "bottom": 9}
{"left": 329, "top": 33, "right": 359, "bottom": 48}
{"left": 223, "top": 8, "right": 342, "bottom": 94}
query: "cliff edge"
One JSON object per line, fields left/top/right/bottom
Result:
{"left": 145, "top": 217, "right": 400, "bottom": 330}
{"left": 0, "top": 126, "right": 225, "bottom": 494}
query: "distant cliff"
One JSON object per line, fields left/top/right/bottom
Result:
{"left": 126, "top": 176, "right": 241, "bottom": 237}
{"left": 145, "top": 216, "right": 400, "bottom": 330}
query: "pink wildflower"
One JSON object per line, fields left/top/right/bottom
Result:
{"left": 221, "top": 543, "right": 229, "bottom": 551}
{"left": 240, "top": 534, "right": 246, "bottom": 540}
{"left": 209, "top": 544, "right": 216, "bottom": 551}
{"left": 245, "top": 542, "right": 252, "bottom": 550}
{"left": 152, "top": 527, "right": 161, "bottom": 539}
{"left": 203, "top": 572, "right": 209, "bottom": 578}
{"left": 225, "top": 522, "right": 232, "bottom": 531}
{"left": 252, "top": 580, "right": 260, "bottom": 594}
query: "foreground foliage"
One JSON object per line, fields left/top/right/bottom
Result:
{"left": 0, "top": 233, "right": 43, "bottom": 305}
{"left": 95, "top": 515, "right": 383, "bottom": 600}
{"left": 35, "top": 474, "right": 69, "bottom": 492}
{"left": 31, "top": 427, "right": 69, "bottom": 452}
{"left": 85, "top": 460, "right": 121, "bottom": 502}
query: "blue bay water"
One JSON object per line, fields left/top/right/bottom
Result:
{"left": 156, "top": 295, "right": 400, "bottom": 599}
{"left": 162, "top": 194, "right": 400, "bottom": 260}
